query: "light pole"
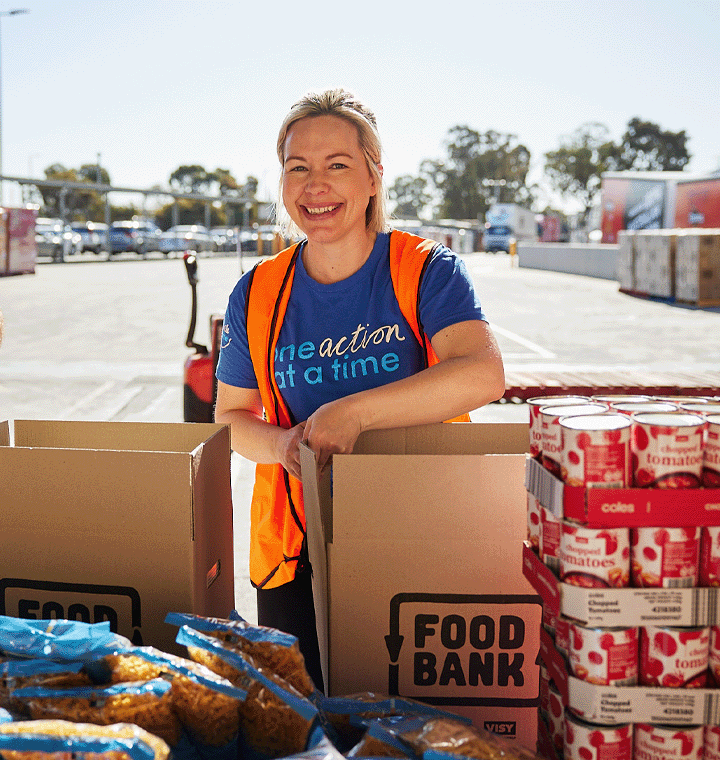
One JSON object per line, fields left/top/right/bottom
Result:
{"left": 0, "top": 8, "right": 29, "bottom": 206}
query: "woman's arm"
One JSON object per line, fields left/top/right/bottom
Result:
{"left": 214, "top": 382, "right": 306, "bottom": 480}
{"left": 302, "top": 319, "right": 505, "bottom": 468}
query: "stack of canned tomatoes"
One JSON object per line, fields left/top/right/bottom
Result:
{"left": 523, "top": 393, "right": 720, "bottom": 760}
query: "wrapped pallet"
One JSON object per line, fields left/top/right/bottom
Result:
{"left": 675, "top": 229, "right": 720, "bottom": 306}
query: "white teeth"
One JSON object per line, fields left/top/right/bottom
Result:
{"left": 306, "top": 205, "right": 338, "bottom": 215}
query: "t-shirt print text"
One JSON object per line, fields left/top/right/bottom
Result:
{"left": 274, "top": 322, "right": 406, "bottom": 389}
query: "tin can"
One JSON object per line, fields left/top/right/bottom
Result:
{"left": 540, "top": 505, "right": 562, "bottom": 573}
{"left": 640, "top": 625, "right": 709, "bottom": 688}
{"left": 654, "top": 396, "right": 708, "bottom": 405}
{"left": 611, "top": 401, "right": 679, "bottom": 416}
{"left": 700, "top": 526, "right": 720, "bottom": 587}
{"left": 631, "top": 527, "right": 700, "bottom": 588}
{"left": 635, "top": 724, "right": 703, "bottom": 760}
{"left": 527, "top": 492, "right": 541, "bottom": 551}
{"left": 540, "top": 403, "right": 609, "bottom": 478}
{"left": 706, "top": 726, "right": 720, "bottom": 760}
{"left": 568, "top": 622, "right": 638, "bottom": 686}
{"left": 709, "top": 626, "right": 720, "bottom": 685}
{"left": 592, "top": 394, "right": 651, "bottom": 404}
{"left": 528, "top": 395, "right": 589, "bottom": 459}
{"left": 560, "top": 523, "right": 630, "bottom": 588}
{"left": 565, "top": 714, "right": 632, "bottom": 760}
{"left": 547, "top": 682, "right": 564, "bottom": 757}
{"left": 560, "top": 413, "right": 631, "bottom": 487}
{"left": 680, "top": 402, "right": 720, "bottom": 415}
{"left": 632, "top": 412, "right": 705, "bottom": 488}
{"left": 703, "top": 414, "right": 720, "bottom": 487}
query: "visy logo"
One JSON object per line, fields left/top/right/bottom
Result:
{"left": 0, "top": 578, "right": 143, "bottom": 645}
{"left": 484, "top": 721, "right": 517, "bottom": 737}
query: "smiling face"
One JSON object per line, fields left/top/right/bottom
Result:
{"left": 281, "top": 114, "right": 377, "bottom": 248}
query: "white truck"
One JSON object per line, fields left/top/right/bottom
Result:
{"left": 483, "top": 203, "right": 538, "bottom": 253}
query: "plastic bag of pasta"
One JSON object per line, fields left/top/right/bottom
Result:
{"left": 8, "top": 677, "right": 180, "bottom": 747}
{"left": 176, "top": 625, "right": 327, "bottom": 760}
{"left": 1, "top": 659, "right": 92, "bottom": 716}
{"left": 165, "top": 612, "right": 316, "bottom": 697}
{"left": 89, "top": 646, "right": 246, "bottom": 760}
{"left": 315, "top": 692, "right": 471, "bottom": 753}
{"left": 0, "top": 719, "right": 170, "bottom": 760}
{"left": 345, "top": 717, "right": 415, "bottom": 758}
{"left": 355, "top": 715, "right": 542, "bottom": 760}
{"left": 0, "top": 616, "right": 131, "bottom": 662}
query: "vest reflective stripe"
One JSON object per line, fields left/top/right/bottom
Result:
{"left": 244, "top": 231, "right": 469, "bottom": 589}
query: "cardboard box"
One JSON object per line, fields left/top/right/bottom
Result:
{"left": 616, "top": 230, "right": 636, "bottom": 291}
{"left": 539, "top": 626, "right": 720, "bottom": 726}
{"left": 526, "top": 456, "right": 720, "bottom": 528}
{"left": 301, "top": 422, "right": 541, "bottom": 749}
{"left": 0, "top": 420, "right": 235, "bottom": 655}
{"left": 675, "top": 230, "right": 720, "bottom": 305}
{"left": 523, "top": 542, "right": 718, "bottom": 627}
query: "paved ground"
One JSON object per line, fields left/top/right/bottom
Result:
{"left": 2, "top": 250, "right": 719, "bottom": 622}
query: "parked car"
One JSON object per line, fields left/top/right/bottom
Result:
{"left": 35, "top": 218, "right": 82, "bottom": 262}
{"left": 108, "top": 220, "right": 162, "bottom": 256}
{"left": 71, "top": 221, "right": 107, "bottom": 254}
{"left": 158, "top": 225, "right": 214, "bottom": 255}
{"left": 136, "top": 221, "right": 162, "bottom": 253}
{"left": 210, "top": 227, "right": 239, "bottom": 252}
{"left": 238, "top": 229, "right": 258, "bottom": 253}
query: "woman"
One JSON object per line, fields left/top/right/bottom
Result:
{"left": 214, "top": 88, "right": 505, "bottom": 691}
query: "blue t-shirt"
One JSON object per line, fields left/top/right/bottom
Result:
{"left": 216, "top": 231, "right": 486, "bottom": 423}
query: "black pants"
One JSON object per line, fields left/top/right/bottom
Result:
{"left": 256, "top": 568, "right": 325, "bottom": 693}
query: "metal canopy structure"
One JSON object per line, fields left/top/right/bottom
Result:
{"left": 0, "top": 174, "right": 258, "bottom": 229}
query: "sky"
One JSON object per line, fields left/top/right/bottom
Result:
{"left": 1, "top": 0, "right": 719, "bottom": 215}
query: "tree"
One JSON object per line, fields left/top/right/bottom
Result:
{"left": 544, "top": 122, "right": 616, "bottom": 225}
{"left": 38, "top": 164, "right": 114, "bottom": 220}
{"left": 607, "top": 117, "right": 691, "bottom": 171}
{"left": 155, "top": 169, "right": 259, "bottom": 229}
{"left": 422, "top": 126, "right": 533, "bottom": 220}
{"left": 164, "top": 166, "right": 257, "bottom": 225}
{"left": 388, "top": 174, "right": 432, "bottom": 218}
{"left": 169, "top": 165, "right": 213, "bottom": 195}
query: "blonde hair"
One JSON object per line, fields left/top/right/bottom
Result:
{"left": 276, "top": 88, "right": 388, "bottom": 236}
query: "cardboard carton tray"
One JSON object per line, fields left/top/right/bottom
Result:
{"left": 540, "top": 626, "right": 720, "bottom": 727}
{"left": 523, "top": 542, "right": 719, "bottom": 628}
{"left": 526, "top": 456, "right": 720, "bottom": 527}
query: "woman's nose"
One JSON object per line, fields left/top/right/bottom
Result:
{"left": 304, "top": 170, "right": 329, "bottom": 193}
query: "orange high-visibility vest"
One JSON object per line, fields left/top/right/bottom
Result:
{"left": 244, "top": 230, "right": 471, "bottom": 589}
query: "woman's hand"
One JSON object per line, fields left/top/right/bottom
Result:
{"left": 303, "top": 398, "right": 362, "bottom": 471}
{"left": 276, "top": 421, "right": 307, "bottom": 480}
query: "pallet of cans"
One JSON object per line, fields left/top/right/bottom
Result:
{"left": 523, "top": 393, "right": 720, "bottom": 760}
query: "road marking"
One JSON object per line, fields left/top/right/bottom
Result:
{"left": 127, "top": 387, "right": 179, "bottom": 421}
{"left": 488, "top": 323, "right": 557, "bottom": 359}
{"left": 57, "top": 380, "right": 116, "bottom": 419}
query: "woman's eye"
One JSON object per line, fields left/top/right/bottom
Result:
{"left": 330, "top": 162, "right": 347, "bottom": 169}
{"left": 286, "top": 165, "right": 306, "bottom": 172}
